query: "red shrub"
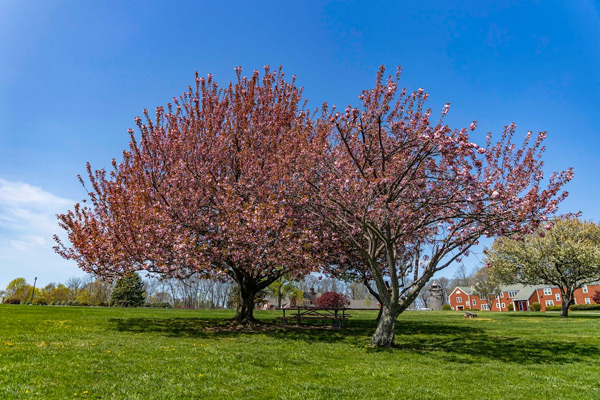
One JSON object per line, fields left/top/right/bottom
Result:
{"left": 316, "top": 292, "right": 350, "bottom": 308}
{"left": 592, "top": 290, "right": 600, "bottom": 304}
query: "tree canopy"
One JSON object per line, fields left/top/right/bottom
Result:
{"left": 298, "top": 66, "right": 572, "bottom": 346}
{"left": 55, "top": 67, "right": 325, "bottom": 323}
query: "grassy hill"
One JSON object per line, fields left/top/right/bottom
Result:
{"left": 1, "top": 306, "right": 599, "bottom": 399}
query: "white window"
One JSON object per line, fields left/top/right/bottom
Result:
{"left": 545, "top": 300, "right": 554, "bottom": 306}
{"left": 451, "top": 306, "right": 454, "bottom": 310}
{"left": 472, "top": 299, "right": 477, "bottom": 306}
{"left": 501, "top": 303, "right": 505, "bottom": 308}
{"left": 555, "top": 293, "right": 561, "bottom": 301}
{"left": 544, "top": 288, "right": 552, "bottom": 295}
{"left": 496, "top": 303, "right": 500, "bottom": 308}
{"left": 501, "top": 292, "right": 505, "bottom": 297}
{"left": 585, "top": 298, "right": 591, "bottom": 304}
{"left": 456, "top": 289, "right": 461, "bottom": 294}
{"left": 481, "top": 304, "right": 489, "bottom": 310}
{"left": 583, "top": 285, "right": 588, "bottom": 293}
{"left": 508, "top": 291, "right": 518, "bottom": 297}
{"left": 456, "top": 297, "right": 462, "bottom": 303}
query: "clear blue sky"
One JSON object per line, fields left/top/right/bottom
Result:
{"left": 1, "top": 1, "right": 599, "bottom": 290}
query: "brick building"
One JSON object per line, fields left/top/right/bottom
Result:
{"left": 449, "top": 283, "right": 600, "bottom": 312}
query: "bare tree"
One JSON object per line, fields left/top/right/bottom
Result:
{"left": 66, "top": 277, "right": 84, "bottom": 302}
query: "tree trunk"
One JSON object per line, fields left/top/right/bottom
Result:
{"left": 375, "top": 306, "right": 383, "bottom": 322}
{"left": 277, "top": 290, "right": 282, "bottom": 309}
{"left": 234, "top": 283, "right": 258, "bottom": 324}
{"left": 371, "top": 304, "right": 398, "bottom": 347}
{"left": 560, "top": 296, "right": 570, "bottom": 318}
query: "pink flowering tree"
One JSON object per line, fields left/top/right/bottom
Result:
{"left": 316, "top": 292, "right": 350, "bottom": 308}
{"left": 54, "top": 67, "right": 325, "bottom": 323}
{"left": 300, "top": 66, "right": 573, "bottom": 347}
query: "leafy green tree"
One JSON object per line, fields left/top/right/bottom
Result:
{"left": 46, "top": 284, "right": 70, "bottom": 304}
{"left": 5, "top": 278, "right": 32, "bottom": 304}
{"left": 266, "top": 277, "right": 300, "bottom": 308}
{"left": 487, "top": 218, "right": 600, "bottom": 317}
{"left": 80, "top": 279, "right": 112, "bottom": 306}
{"left": 109, "top": 273, "right": 145, "bottom": 307}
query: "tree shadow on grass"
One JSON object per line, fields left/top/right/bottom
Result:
{"left": 109, "top": 316, "right": 378, "bottom": 344}
{"left": 392, "top": 319, "right": 599, "bottom": 364}
{"left": 108, "top": 316, "right": 599, "bottom": 365}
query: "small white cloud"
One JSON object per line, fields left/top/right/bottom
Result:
{"left": 0, "top": 178, "right": 83, "bottom": 289}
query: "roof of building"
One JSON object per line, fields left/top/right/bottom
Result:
{"left": 499, "top": 284, "right": 526, "bottom": 292}
{"left": 455, "top": 286, "right": 474, "bottom": 295}
{"left": 512, "top": 285, "right": 537, "bottom": 301}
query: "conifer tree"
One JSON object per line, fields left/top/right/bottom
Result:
{"left": 109, "top": 273, "right": 145, "bottom": 307}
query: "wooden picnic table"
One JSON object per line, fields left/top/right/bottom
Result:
{"left": 276, "top": 306, "right": 352, "bottom": 330}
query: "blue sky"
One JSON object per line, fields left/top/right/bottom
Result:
{"left": 1, "top": 1, "right": 599, "bottom": 290}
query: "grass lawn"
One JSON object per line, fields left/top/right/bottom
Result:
{"left": 1, "top": 306, "right": 599, "bottom": 399}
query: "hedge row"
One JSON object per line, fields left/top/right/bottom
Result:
{"left": 546, "top": 304, "right": 600, "bottom": 311}
{"left": 572, "top": 303, "right": 600, "bottom": 311}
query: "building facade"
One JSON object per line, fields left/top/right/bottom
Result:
{"left": 449, "top": 283, "right": 600, "bottom": 312}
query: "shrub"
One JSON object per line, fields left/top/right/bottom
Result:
{"left": 507, "top": 303, "right": 514, "bottom": 311}
{"left": 33, "top": 297, "right": 48, "bottom": 306}
{"left": 571, "top": 304, "right": 600, "bottom": 311}
{"left": 441, "top": 304, "right": 452, "bottom": 311}
{"left": 144, "top": 302, "right": 172, "bottom": 309}
{"left": 3, "top": 297, "right": 21, "bottom": 305}
{"left": 316, "top": 292, "right": 350, "bottom": 308}
{"left": 546, "top": 305, "right": 562, "bottom": 311}
{"left": 470, "top": 308, "right": 480, "bottom": 311}
{"left": 593, "top": 291, "right": 600, "bottom": 304}
{"left": 530, "top": 302, "right": 541, "bottom": 311}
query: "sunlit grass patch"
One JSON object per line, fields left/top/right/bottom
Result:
{"left": 0, "top": 306, "right": 599, "bottom": 399}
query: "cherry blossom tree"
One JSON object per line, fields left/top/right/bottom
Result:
{"left": 299, "top": 66, "right": 573, "bottom": 347}
{"left": 55, "top": 67, "right": 324, "bottom": 323}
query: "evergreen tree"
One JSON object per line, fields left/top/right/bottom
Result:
{"left": 110, "top": 273, "right": 145, "bottom": 307}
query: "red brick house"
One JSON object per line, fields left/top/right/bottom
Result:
{"left": 449, "top": 283, "right": 600, "bottom": 312}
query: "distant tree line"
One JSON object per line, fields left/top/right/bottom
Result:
{"left": 0, "top": 273, "right": 397, "bottom": 309}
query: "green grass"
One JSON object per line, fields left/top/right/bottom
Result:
{"left": 1, "top": 306, "right": 600, "bottom": 399}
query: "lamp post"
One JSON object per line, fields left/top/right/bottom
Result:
{"left": 29, "top": 277, "right": 37, "bottom": 304}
